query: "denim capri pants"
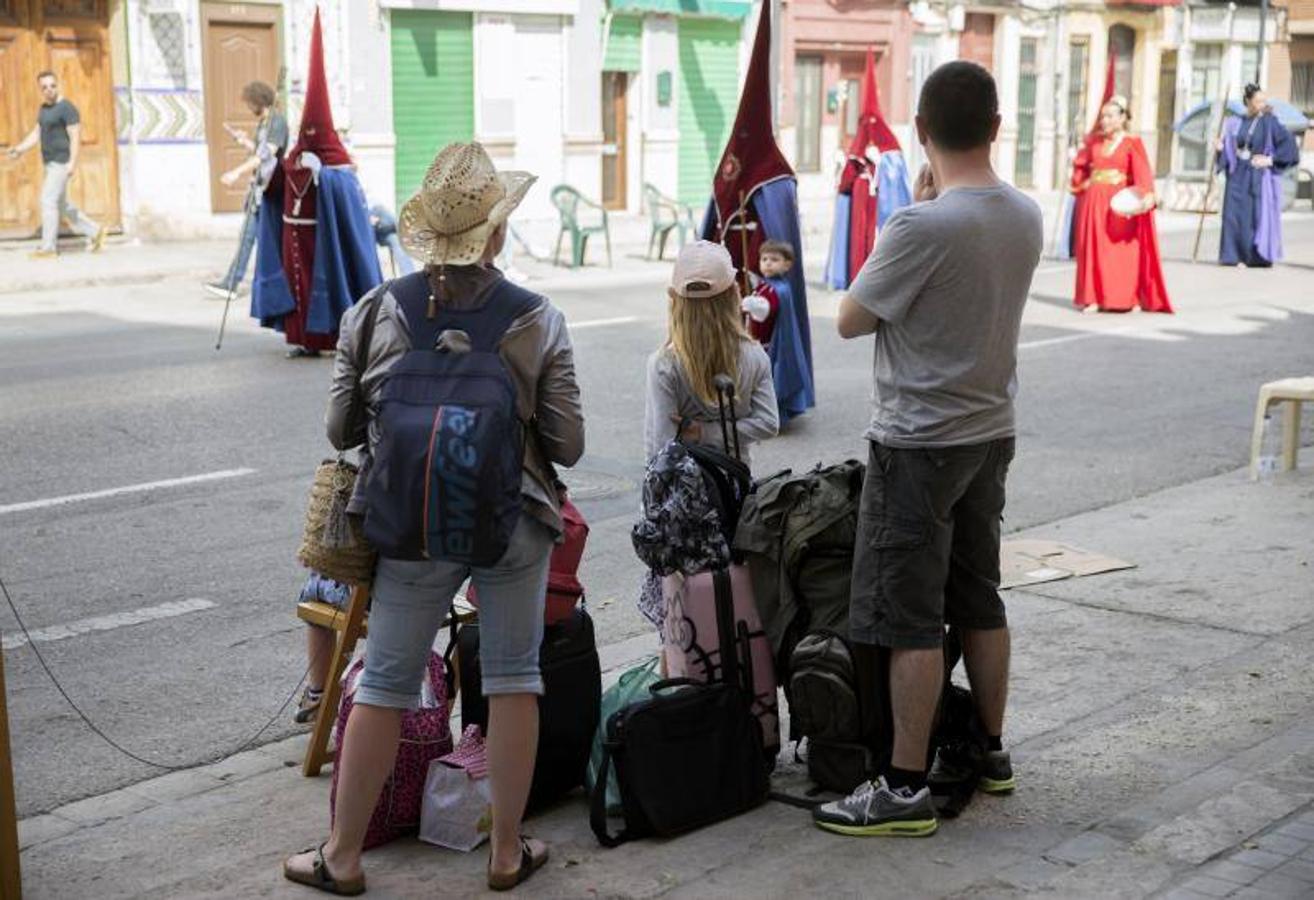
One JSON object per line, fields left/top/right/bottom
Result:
{"left": 355, "top": 514, "right": 553, "bottom": 707}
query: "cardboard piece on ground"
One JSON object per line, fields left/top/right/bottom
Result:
{"left": 1000, "top": 539, "right": 1135, "bottom": 590}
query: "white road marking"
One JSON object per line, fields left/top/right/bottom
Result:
{"left": 571, "top": 316, "right": 640, "bottom": 329}
{"left": 2, "top": 598, "right": 217, "bottom": 651}
{"left": 0, "top": 468, "right": 257, "bottom": 517}
{"left": 1018, "top": 325, "right": 1140, "bottom": 351}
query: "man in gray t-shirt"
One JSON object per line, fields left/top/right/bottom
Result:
{"left": 813, "top": 62, "right": 1042, "bottom": 840}
{"left": 7, "top": 71, "right": 105, "bottom": 257}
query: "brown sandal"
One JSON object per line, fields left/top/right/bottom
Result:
{"left": 487, "top": 837, "right": 549, "bottom": 892}
{"left": 283, "top": 843, "right": 366, "bottom": 896}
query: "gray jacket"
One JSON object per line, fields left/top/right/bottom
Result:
{"left": 326, "top": 267, "right": 585, "bottom": 538}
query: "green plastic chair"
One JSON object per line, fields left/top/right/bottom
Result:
{"left": 644, "top": 183, "right": 696, "bottom": 261}
{"left": 550, "top": 185, "right": 612, "bottom": 268}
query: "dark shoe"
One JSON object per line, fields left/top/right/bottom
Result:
{"left": 294, "top": 687, "right": 323, "bottom": 724}
{"left": 286, "top": 347, "right": 322, "bottom": 359}
{"left": 283, "top": 843, "right": 365, "bottom": 896}
{"left": 812, "top": 777, "right": 938, "bottom": 837}
{"left": 929, "top": 744, "right": 1015, "bottom": 795}
{"left": 488, "top": 837, "right": 549, "bottom": 891}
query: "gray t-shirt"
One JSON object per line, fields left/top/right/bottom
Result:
{"left": 38, "top": 99, "right": 79, "bottom": 164}
{"left": 849, "top": 183, "right": 1042, "bottom": 448}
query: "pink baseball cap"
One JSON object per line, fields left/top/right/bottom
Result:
{"left": 670, "top": 240, "right": 737, "bottom": 299}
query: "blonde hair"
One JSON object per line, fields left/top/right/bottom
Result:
{"left": 665, "top": 284, "right": 748, "bottom": 406}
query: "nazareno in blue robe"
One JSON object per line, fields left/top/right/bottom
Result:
{"left": 1218, "top": 112, "right": 1299, "bottom": 267}
{"left": 703, "top": 177, "right": 816, "bottom": 422}
{"left": 250, "top": 166, "right": 383, "bottom": 337}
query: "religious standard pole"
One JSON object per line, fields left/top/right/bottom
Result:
{"left": 1256, "top": 0, "right": 1268, "bottom": 84}
{"left": 0, "top": 643, "right": 21, "bottom": 900}
{"left": 1192, "top": 82, "right": 1231, "bottom": 263}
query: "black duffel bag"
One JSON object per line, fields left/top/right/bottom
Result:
{"left": 589, "top": 678, "right": 768, "bottom": 847}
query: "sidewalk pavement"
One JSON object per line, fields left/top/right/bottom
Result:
{"left": 15, "top": 463, "right": 1314, "bottom": 899}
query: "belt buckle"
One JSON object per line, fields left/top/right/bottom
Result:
{"left": 1238, "top": 149, "right": 1252, "bottom": 161}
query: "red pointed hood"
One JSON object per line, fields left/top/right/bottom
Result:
{"left": 848, "top": 47, "right": 901, "bottom": 157}
{"left": 709, "top": 0, "right": 794, "bottom": 233}
{"left": 1087, "top": 51, "right": 1117, "bottom": 140}
{"left": 288, "top": 9, "right": 351, "bottom": 168}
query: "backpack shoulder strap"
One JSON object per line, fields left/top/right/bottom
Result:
{"left": 462, "top": 279, "right": 544, "bottom": 353}
{"left": 389, "top": 270, "right": 442, "bottom": 350}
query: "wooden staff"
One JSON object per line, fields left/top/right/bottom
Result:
{"left": 737, "top": 189, "right": 753, "bottom": 295}
{"left": 1192, "top": 84, "right": 1231, "bottom": 263}
{"left": 0, "top": 644, "right": 20, "bottom": 900}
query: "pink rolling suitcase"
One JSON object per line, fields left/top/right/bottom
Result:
{"left": 662, "top": 563, "right": 780, "bottom": 762}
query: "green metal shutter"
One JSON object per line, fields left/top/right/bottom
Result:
{"left": 677, "top": 18, "right": 740, "bottom": 205}
{"left": 390, "top": 10, "right": 475, "bottom": 211}
{"left": 604, "top": 15, "right": 642, "bottom": 72}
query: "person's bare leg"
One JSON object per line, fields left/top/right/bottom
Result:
{"left": 888, "top": 648, "right": 945, "bottom": 772}
{"left": 285, "top": 704, "right": 401, "bottom": 882}
{"left": 487, "top": 693, "right": 542, "bottom": 876}
{"left": 961, "top": 627, "right": 1010, "bottom": 739}
{"left": 307, "top": 625, "right": 335, "bottom": 691}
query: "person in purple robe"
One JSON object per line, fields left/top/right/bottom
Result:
{"left": 1217, "top": 84, "right": 1300, "bottom": 268}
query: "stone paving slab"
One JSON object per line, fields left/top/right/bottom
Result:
{"left": 13, "top": 466, "right": 1314, "bottom": 898}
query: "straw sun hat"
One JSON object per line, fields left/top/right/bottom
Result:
{"left": 398, "top": 142, "right": 536, "bottom": 266}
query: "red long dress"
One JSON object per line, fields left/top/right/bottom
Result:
{"left": 1072, "top": 135, "right": 1172, "bottom": 313}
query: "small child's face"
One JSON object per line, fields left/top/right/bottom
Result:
{"left": 759, "top": 251, "right": 791, "bottom": 278}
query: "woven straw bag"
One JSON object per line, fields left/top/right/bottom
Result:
{"left": 297, "top": 456, "right": 376, "bottom": 586}
{"left": 295, "top": 289, "right": 387, "bottom": 586}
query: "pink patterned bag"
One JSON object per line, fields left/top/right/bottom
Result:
{"left": 330, "top": 651, "right": 453, "bottom": 849}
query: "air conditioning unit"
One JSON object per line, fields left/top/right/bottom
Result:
{"left": 948, "top": 5, "right": 967, "bottom": 33}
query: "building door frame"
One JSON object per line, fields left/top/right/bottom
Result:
{"left": 1, "top": 0, "right": 119, "bottom": 238}
{"left": 199, "top": 1, "right": 281, "bottom": 214}
{"left": 601, "top": 70, "right": 628, "bottom": 210}
{"left": 1155, "top": 50, "right": 1177, "bottom": 174}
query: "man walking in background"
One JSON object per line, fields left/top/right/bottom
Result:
{"left": 814, "top": 61, "right": 1043, "bottom": 838}
{"left": 7, "top": 70, "right": 106, "bottom": 259}
{"left": 204, "top": 81, "right": 288, "bottom": 298}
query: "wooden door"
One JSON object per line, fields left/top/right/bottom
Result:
{"left": 0, "top": 23, "right": 40, "bottom": 238}
{"left": 201, "top": 2, "right": 279, "bottom": 213}
{"left": 44, "top": 22, "right": 118, "bottom": 225}
{"left": 1155, "top": 51, "right": 1177, "bottom": 174}
{"left": 601, "top": 71, "right": 627, "bottom": 210}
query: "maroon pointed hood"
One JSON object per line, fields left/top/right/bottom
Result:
{"left": 848, "top": 47, "right": 901, "bottom": 157}
{"left": 288, "top": 9, "right": 351, "bottom": 168}
{"left": 709, "top": 1, "right": 794, "bottom": 234}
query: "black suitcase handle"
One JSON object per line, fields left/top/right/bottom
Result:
{"left": 712, "top": 374, "right": 742, "bottom": 461}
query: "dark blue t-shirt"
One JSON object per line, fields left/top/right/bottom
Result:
{"left": 38, "top": 99, "right": 80, "bottom": 164}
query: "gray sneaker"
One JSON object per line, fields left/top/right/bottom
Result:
{"left": 929, "top": 744, "right": 1016, "bottom": 795}
{"left": 812, "top": 776, "right": 939, "bottom": 837}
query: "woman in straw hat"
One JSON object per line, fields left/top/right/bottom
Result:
{"left": 284, "top": 142, "right": 583, "bottom": 894}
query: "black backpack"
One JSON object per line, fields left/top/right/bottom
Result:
{"left": 363, "top": 273, "right": 539, "bottom": 566}
{"left": 788, "top": 631, "right": 888, "bottom": 794}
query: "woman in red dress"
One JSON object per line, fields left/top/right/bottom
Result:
{"left": 1072, "top": 97, "right": 1172, "bottom": 313}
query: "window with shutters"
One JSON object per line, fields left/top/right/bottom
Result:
{"left": 1015, "top": 39, "right": 1038, "bottom": 187}
{"left": 1294, "top": 62, "right": 1314, "bottom": 116}
{"left": 1067, "top": 38, "right": 1090, "bottom": 136}
{"left": 794, "top": 55, "right": 822, "bottom": 172}
{"left": 1108, "top": 25, "right": 1135, "bottom": 99}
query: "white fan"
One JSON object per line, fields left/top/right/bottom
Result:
{"left": 1110, "top": 188, "right": 1145, "bottom": 217}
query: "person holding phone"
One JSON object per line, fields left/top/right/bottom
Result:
{"left": 204, "top": 80, "right": 288, "bottom": 298}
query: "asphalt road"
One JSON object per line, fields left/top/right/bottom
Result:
{"left": 2, "top": 216, "right": 1312, "bottom": 817}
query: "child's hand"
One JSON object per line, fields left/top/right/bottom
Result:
{"left": 671, "top": 415, "right": 702, "bottom": 442}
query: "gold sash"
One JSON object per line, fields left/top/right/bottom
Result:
{"left": 1090, "top": 169, "right": 1126, "bottom": 186}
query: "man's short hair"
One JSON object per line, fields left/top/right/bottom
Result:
{"left": 917, "top": 62, "right": 998, "bottom": 152}
{"left": 241, "top": 80, "right": 277, "bottom": 110}
{"left": 37, "top": 70, "right": 56, "bottom": 83}
{"left": 759, "top": 240, "right": 795, "bottom": 264}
